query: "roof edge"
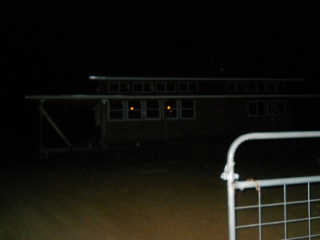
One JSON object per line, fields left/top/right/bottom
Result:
{"left": 89, "top": 76, "right": 305, "bottom": 81}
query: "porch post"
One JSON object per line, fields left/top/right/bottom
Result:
{"left": 100, "top": 99, "right": 108, "bottom": 147}
{"left": 39, "top": 100, "right": 44, "bottom": 154}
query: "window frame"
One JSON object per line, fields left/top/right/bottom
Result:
{"left": 268, "top": 101, "right": 286, "bottom": 116}
{"left": 132, "top": 82, "right": 153, "bottom": 93}
{"left": 127, "top": 100, "right": 143, "bottom": 121}
{"left": 164, "top": 100, "right": 178, "bottom": 120}
{"left": 178, "top": 82, "right": 199, "bottom": 93}
{"left": 108, "top": 82, "right": 130, "bottom": 93}
{"left": 247, "top": 101, "right": 267, "bottom": 117}
{"left": 145, "top": 100, "right": 161, "bottom": 120}
{"left": 108, "top": 100, "right": 125, "bottom": 121}
{"left": 180, "top": 100, "right": 196, "bottom": 119}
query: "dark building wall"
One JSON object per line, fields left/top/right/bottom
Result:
{"left": 100, "top": 98, "right": 295, "bottom": 144}
{"left": 90, "top": 78, "right": 312, "bottom": 144}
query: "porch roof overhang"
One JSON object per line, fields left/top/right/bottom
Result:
{"left": 26, "top": 94, "right": 320, "bottom": 102}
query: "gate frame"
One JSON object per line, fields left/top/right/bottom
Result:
{"left": 221, "top": 131, "right": 320, "bottom": 240}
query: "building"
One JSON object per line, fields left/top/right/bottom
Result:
{"left": 26, "top": 76, "right": 320, "bottom": 153}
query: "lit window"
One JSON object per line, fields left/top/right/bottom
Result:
{"left": 145, "top": 100, "right": 161, "bottom": 120}
{"left": 180, "top": 100, "right": 195, "bottom": 119}
{"left": 108, "top": 101, "right": 125, "bottom": 121}
{"left": 165, "top": 100, "right": 178, "bottom": 119}
{"left": 128, "top": 100, "right": 142, "bottom": 120}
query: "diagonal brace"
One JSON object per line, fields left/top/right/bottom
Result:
{"left": 39, "top": 104, "right": 73, "bottom": 148}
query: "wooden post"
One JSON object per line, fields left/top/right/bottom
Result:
{"left": 100, "top": 99, "right": 107, "bottom": 147}
{"left": 39, "top": 101, "right": 44, "bottom": 154}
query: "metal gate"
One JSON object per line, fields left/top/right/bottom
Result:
{"left": 221, "top": 131, "right": 320, "bottom": 240}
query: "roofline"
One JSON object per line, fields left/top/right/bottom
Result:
{"left": 89, "top": 76, "right": 305, "bottom": 82}
{"left": 25, "top": 94, "right": 320, "bottom": 101}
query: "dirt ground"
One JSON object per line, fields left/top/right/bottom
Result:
{"left": 1, "top": 140, "right": 320, "bottom": 240}
{"left": 1, "top": 151, "right": 229, "bottom": 240}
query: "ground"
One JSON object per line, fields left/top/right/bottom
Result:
{"left": 1, "top": 139, "right": 320, "bottom": 240}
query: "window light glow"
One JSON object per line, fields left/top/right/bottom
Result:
{"left": 167, "top": 105, "right": 171, "bottom": 110}
{"left": 130, "top": 106, "right": 134, "bottom": 111}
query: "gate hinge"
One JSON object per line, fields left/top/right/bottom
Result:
{"left": 220, "top": 171, "right": 239, "bottom": 181}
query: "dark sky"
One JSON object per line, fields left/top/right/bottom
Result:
{"left": 1, "top": 1, "right": 319, "bottom": 157}
{"left": 2, "top": 1, "right": 320, "bottom": 95}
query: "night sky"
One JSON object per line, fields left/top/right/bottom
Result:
{"left": 1, "top": 1, "right": 320, "bottom": 158}
{"left": 2, "top": 1, "right": 320, "bottom": 96}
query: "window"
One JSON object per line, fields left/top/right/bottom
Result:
{"left": 247, "top": 83, "right": 257, "bottom": 92}
{"left": 167, "top": 82, "right": 176, "bottom": 92}
{"left": 109, "top": 83, "right": 119, "bottom": 92}
{"left": 277, "top": 83, "right": 286, "bottom": 92}
{"left": 108, "top": 82, "right": 130, "bottom": 93}
{"left": 257, "top": 83, "right": 266, "bottom": 92}
{"left": 269, "top": 101, "right": 286, "bottom": 116}
{"left": 132, "top": 82, "right": 143, "bottom": 92}
{"left": 178, "top": 82, "right": 198, "bottom": 92}
{"left": 145, "top": 100, "right": 161, "bottom": 120}
{"left": 165, "top": 100, "right": 178, "bottom": 119}
{"left": 108, "top": 101, "right": 125, "bottom": 121}
{"left": 248, "top": 100, "right": 286, "bottom": 117}
{"left": 189, "top": 83, "right": 198, "bottom": 92}
{"left": 237, "top": 83, "right": 246, "bottom": 92}
{"left": 227, "top": 83, "right": 237, "bottom": 92}
{"left": 156, "top": 83, "right": 166, "bottom": 92}
{"left": 180, "top": 100, "right": 195, "bottom": 119}
{"left": 155, "top": 82, "right": 176, "bottom": 93}
{"left": 132, "top": 82, "right": 153, "bottom": 93}
{"left": 248, "top": 101, "right": 266, "bottom": 116}
{"left": 266, "top": 82, "right": 277, "bottom": 92}
{"left": 178, "top": 82, "right": 189, "bottom": 92}
{"left": 127, "top": 100, "right": 142, "bottom": 120}
{"left": 226, "top": 82, "right": 245, "bottom": 92}
{"left": 107, "top": 100, "right": 196, "bottom": 121}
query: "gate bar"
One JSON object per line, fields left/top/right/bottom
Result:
{"left": 235, "top": 175, "right": 320, "bottom": 190}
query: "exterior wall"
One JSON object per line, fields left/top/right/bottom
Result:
{"left": 91, "top": 78, "right": 307, "bottom": 144}
{"left": 99, "top": 97, "right": 294, "bottom": 144}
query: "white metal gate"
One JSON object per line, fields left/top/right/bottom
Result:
{"left": 221, "top": 131, "right": 320, "bottom": 240}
